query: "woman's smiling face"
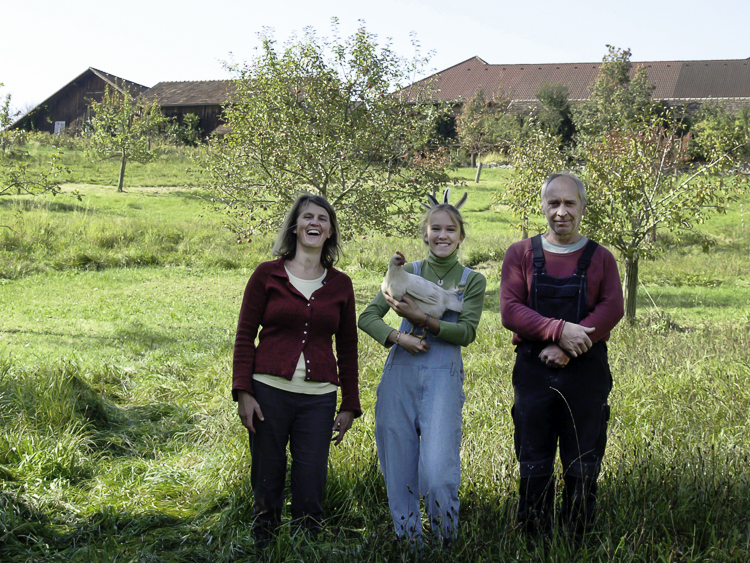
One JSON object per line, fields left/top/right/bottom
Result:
{"left": 294, "top": 202, "right": 332, "bottom": 250}
{"left": 424, "top": 210, "right": 464, "bottom": 257}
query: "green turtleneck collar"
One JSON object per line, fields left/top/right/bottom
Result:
{"left": 424, "top": 249, "right": 461, "bottom": 278}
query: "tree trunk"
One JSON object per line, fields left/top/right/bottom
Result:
{"left": 475, "top": 161, "right": 483, "bottom": 183}
{"left": 118, "top": 154, "right": 127, "bottom": 192}
{"left": 470, "top": 152, "right": 477, "bottom": 168}
{"left": 522, "top": 215, "right": 528, "bottom": 239}
{"left": 623, "top": 255, "right": 639, "bottom": 323}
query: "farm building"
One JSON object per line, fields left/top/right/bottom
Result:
{"left": 10, "top": 68, "right": 149, "bottom": 134}
{"left": 403, "top": 56, "right": 750, "bottom": 113}
{"left": 139, "top": 80, "right": 235, "bottom": 137}
{"left": 10, "top": 70, "right": 234, "bottom": 137}
{"left": 9, "top": 57, "right": 750, "bottom": 136}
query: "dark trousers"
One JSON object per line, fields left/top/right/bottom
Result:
{"left": 249, "top": 381, "right": 337, "bottom": 538}
{"left": 512, "top": 342, "right": 612, "bottom": 533}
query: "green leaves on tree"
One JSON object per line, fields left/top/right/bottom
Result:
{"left": 204, "top": 21, "right": 458, "bottom": 241}
{"left": 87, "top": 86, "right": 167, "bottom": 192}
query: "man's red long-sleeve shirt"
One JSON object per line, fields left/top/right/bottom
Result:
{"left": 501, "top": 238, "right": 624, "bottom": 346}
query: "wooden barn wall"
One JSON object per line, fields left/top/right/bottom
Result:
{"left": 19, "top": 73, "right": 110, "bottom": 133}
{"left": 160, "top": 105, "right": 224, "bottom": 137}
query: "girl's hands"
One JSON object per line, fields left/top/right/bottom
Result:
{"left": 384, "top": 294, "right": 425, "bottom": 326}
{"left": 388, "top": 330, "right": 430, "bottom": 355}
{"left": 399, "top": 333, "right": 431, "bottom": 354}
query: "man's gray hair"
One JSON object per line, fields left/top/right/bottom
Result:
{"left": 540, "top": 172, "right": 587, "bottom": 206}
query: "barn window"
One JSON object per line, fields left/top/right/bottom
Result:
{"left": 54, "top": 121, "right": 66, "bottom": 134}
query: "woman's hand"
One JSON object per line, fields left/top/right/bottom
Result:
{"left": 237, "top": 390, "right": 264, "bottom": 433}
{"left": 332, "top": 410, "right": 355, "bottom": 445}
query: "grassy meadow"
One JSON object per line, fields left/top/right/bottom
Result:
{"left": 1, "top": 164, "right": 750, "bottom": 562}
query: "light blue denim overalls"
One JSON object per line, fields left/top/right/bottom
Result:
{"left": 374, "top": 261, "right": 472, "bottom": 540}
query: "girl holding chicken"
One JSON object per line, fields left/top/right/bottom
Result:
{"left": 358, "top": 191, "right": 486, "bottom": 546}
{"left": 233, "top": 194, "right": 360, "bottom": 546}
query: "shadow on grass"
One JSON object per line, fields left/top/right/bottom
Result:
{"left": 141, "top": 189, "right": 208, "bottom": 202}
{"left": 0, "top": 198, "right": 93, "bottom": 214}
{"left": 3, "top": 446, "right": 750, "bottom": 561}
{"left": 1, "top": 323, "right": 180, "bottom": 350}
{"left": 637, "top": 288, "right": 748, "bottom": 311}
{"left": 0, "top": 496, "right": 211, "bottom": 563}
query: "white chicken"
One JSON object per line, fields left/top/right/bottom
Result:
{"left": 381, "top": 251, "right": 463, "bottom": 320}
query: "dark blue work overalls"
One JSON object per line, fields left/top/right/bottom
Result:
{"left": 512, "top": 235, "right": 612, "bottom": 533}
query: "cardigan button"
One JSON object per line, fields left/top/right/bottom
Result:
{"left": 302, "top": 340, "right": 306, "bottom": 343}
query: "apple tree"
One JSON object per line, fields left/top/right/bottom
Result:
{"left": 205, "top": 22, "right": 457, "bottom": 240}
{"left": 1, "top": 83, "right": 69, "bottom": 199}
{"left": 87, "top": 86, "right": 166, "bottom": 192}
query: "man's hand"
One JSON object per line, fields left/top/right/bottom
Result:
{"left": 237, "top": 390, "right": 264, "bottom": 434}
{"left": 558, "top": 323, "right": 595, "bottom": 358}
{"left": 332, "top": 410, "right": 355, "bottom": 445}
{"left": 539, "top": 343, "right": 570, "bottom": 368}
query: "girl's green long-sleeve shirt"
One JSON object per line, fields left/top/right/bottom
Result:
{"left": 358, "top": 250, "right": 486, "bottom": 347}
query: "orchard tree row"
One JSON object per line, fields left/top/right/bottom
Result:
{"left": 5, "top": 32, "right": 749, "bottom": 324}
{"left": 455, "top": 46, "right": 750, "bottom": 167}
{"left": 0, "top": 81, "right": 204, "bottom": 195}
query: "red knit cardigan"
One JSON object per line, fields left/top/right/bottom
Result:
{"left": 232, "top": 258, "right": 361, "bottom": 416}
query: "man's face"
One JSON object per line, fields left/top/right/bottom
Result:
{"left": 542, "top": 177, "right": 585, "bottom": 243}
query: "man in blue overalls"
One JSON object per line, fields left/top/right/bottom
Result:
{"left": 501, "top": 172, "right": 624, "bottom": 535}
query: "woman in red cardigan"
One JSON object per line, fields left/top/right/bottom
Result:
{"left": 232, "top": 193, "right": 360, "bottom": 546}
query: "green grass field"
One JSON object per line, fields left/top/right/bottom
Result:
{"left": 1, "top": 165, "right": 749, "bottom": 562}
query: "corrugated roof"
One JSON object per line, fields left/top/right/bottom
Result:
{"left": 142, "top": 80, "right": 235, "bottom": 106}
{"left": 405, "top": 56, "right": 750, "bottom": 103}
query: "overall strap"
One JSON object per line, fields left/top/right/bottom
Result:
{"left": 530, "top": 234, "right": 545, "bottom": 274}
{"left": 574, "top": 240, "right": 599, "bottom": 276}
{"left": 412, "top": 260, "right": 423, "bottom": 276}
{"left": 458, "top": 267, "right": 472, "bottom": 295}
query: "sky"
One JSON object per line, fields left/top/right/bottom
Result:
{"left": 2, "top": 0, "right": 749, "bottom": 115}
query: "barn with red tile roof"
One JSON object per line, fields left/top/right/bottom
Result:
{"left": 404, "top": 56, "right": 750, "bottom": 112}
{"left": 10, "top": 58, "right": 750, "bottom": 137}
